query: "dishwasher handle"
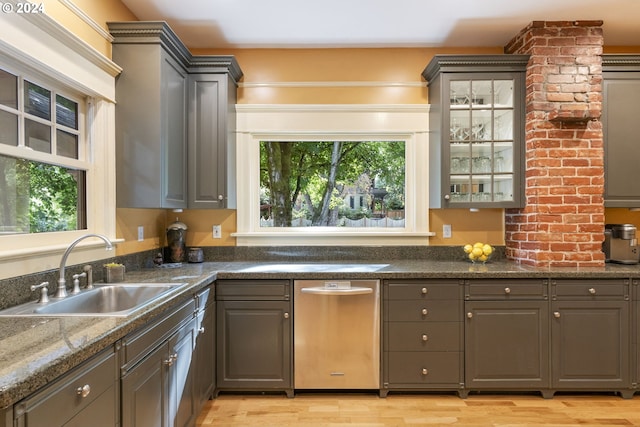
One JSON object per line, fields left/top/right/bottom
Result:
{"left": 300, "top": 286, "right": 373, "bottom": 296}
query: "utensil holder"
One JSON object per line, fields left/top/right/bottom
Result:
{"left": 104, "top": 265, "right": 125, "bottom": 283}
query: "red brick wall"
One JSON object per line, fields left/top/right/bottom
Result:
{"left": 504, "top": 21, "right": 605, "bottom": 267}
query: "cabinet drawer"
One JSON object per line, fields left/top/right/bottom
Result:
{"left": 216, "top": 280, "right": 290, "bottom": 300}
{"left": 386, "top": 281, "right": 461, "bottom": 300}
{"left": 386, "top": 300, "right": 460, "bottom": 322}
{"left": 387, "top": 322, "right": 460, "bottom": 351}
{"left": 123, "top": 298, "right": 195, "bottom": 368}
{"left": 16, "top": 347, "right": 117, "bottom": 426}
{"left": 552, "top": 279, "right": 629, "bottom": 299}
{"left": 387, "top": 351, "right": 461, "bottom": 385}
{"left": 465, "top": 279, "right": 548, "bottom": 300}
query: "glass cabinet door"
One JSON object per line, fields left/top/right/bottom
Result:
{"left": 447, "top": 77, "right": 517, "bottom": 206}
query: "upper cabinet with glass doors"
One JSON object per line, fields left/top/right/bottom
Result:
{"left": 423, "top": 55, "right": 528, "bottom": 208}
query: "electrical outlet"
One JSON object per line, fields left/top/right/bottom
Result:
{"left": 213, "top": 225, "right": 222, "bottom": 239}
{"left": 443, "top": 224, "right": 452, "bottom": 238}
{"left": 137, "top": 226, "right": 144, "bottom": 242}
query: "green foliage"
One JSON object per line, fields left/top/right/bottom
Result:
{"left": 260, "top": 140, "right": 405, "bottom": 227}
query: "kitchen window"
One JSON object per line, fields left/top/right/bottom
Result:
{"left": 0, "top": 69, "right": 87, "bottom": 234}
{"left": 0, "top": 10, "right": 119, "bottom": 278}
{"left": 235, "top": 104, "right": 433, "bottom": 246}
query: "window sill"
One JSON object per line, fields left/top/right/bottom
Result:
{"left": 232, "top": 231, "right": 435, "bottom": 246}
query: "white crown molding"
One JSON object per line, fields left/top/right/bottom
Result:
{"left": 58, "top": 0, "right": 114, "bottom": 42}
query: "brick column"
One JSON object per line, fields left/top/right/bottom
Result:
{"left": 504, "top": 21, "right": 605, "bottom": 267}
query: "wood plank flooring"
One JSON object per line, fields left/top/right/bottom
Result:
{"left": 196, "top": 392, "right": 640, "bottom": 426}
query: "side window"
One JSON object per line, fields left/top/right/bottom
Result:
{"left": 0, "top": 67, "right": 86, "bottom": 234}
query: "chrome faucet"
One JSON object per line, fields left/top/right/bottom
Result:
{"left": 56, "top": 233, "right": 114, "bottom": 299}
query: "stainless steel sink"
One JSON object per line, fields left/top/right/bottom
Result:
{"left": 0, "top": 283, "right": 184, "bottom": 317}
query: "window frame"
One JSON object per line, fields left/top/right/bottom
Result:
{"left": 0, "top": 11, "right": 120, "bottom": 279}
{"left": 234, "top": 104, "right": 434, "bottom": 246}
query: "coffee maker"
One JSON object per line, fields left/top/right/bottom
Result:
{"left": 604, "top": 224, "right": 640, "bottom": 264}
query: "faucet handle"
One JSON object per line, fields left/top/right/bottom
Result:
{"left": 72, "top": 272, "right": 87, "bottom": 294}
{"left": 31, "top": 282, "right": 50, "bottom": 304}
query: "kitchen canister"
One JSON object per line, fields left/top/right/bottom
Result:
{"left": 188, "top": 247, "right": 204, "bottom": 263}
{"left": 166, "top": 218, "right": 188, "bottom": 263}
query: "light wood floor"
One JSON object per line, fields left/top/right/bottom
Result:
{"left": 196, "top": 392, "right": 640, "bottom": 426}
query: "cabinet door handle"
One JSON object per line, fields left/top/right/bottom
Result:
{"left": 554, "top": 311, "right": 561, "bottom": 318}
{"left": 198, "top": 327, "right": 205, "bottom": 333}
{"left": 76, "top": 384, "right": 91, "bottom": 398}
{"left": 504, "top": 287, "right": 511, "bottom": 294}
{"left": 164, "top": 353, "right": 178, "bottom": 367}
{"left": 284, "top": 312, "right": 290, "bottom": 319}
{"left": 421, "top": 334, "right": 428, "bottom": 341}
{"left": 421, "top": 308, "right": 428, "bottom": 316}
{"left": 588, "top": 287, "right": 596, "bottom": 295}
{"left": 421, "top": 287, "right": 428, "bottom": 295}
{"left": 421, "top": 368, "right": 429, "bottom": 375}
{"left": 444, "top": 194, "right": 451, "bottom": 200}
{"left": 218, "top": 194, "right": 224, "bottom": 201}
{"left": 467, "top": 312, "right": 473, "bottom": 319}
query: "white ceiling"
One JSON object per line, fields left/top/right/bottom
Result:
{"left": 120, "top": 0, "right": 640, "bottom": 49}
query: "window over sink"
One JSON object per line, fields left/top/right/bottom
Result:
{"left": 235, "top": 104, "right": 433, "bottom": 246}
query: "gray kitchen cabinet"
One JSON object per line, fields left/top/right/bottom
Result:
{"left": 464, "top": 279, "right": 551, "bottom": 397}
{"left": 382, "top": 279, "right": 464, "bottom": 397}
{"left": 108, "top": 22, "right": 243, "bottom": 209}
{"left": 109, "top": 22, "right": 189, "bottom": 209}
{"left": 550, "top": 279, "right": 632, "bottom": 398}
{"left": 121, "top": 298, "right": 197, "bottom": 427}
{"left": 194, "top": 285, "right": 216, "bottom": 407}
{"left": 13, "top": 346, "right": 118, "bottom": 427}
{"left": 602, "top": 55, "right": 640, "bottom": 207}
{"left": 187, "top": 70, "right": 239, "bottom": 209}
{"left": 423, "top": 55, "right": 528, "bottom": 208}
{"left": 215, "top": 280, "right": 293, "bottom": 397}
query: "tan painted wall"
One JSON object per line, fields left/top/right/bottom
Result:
{"left": 45, "top": 1, "right": 640, "bottom": 254}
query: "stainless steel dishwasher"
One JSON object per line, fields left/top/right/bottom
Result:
{"left": 294, "top": 279, "right": 380, "bottom": 390}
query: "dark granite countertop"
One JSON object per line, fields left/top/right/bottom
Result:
{"left": 2, "top": 258, "right": 640, "bottom": 409}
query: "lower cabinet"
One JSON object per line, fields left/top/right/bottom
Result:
{"left": 13, "top": 346, "right": 118, "bottom": 427}
{"left": 215, "top": 280, "right": 293, "bottom": 397}
{"left": 551, "top": 279, "right": 632, "bottom": 398}
{"left": 121, "top": 298, "right": 197, "bottom": 427}
{"left": 382, "top": 279, "right": 464, "bottom": 396}
{"left": 464, "top": 279, "right": 550, "bottom": 397}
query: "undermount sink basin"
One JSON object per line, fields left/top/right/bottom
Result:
{"left": 0, "top": 283, "right": 184, "bottom": 317}
{"left": 237, "top": 263, "right": 390, "bottom": 273}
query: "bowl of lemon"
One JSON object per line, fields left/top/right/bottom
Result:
{"left": 463, "top": 242, "right": 494, "bottom": 263}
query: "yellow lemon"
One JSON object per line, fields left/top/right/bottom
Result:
{"left": 473, "top": 242, "right": 484, "bottom": 248}
{"left": 482, "top": 244, "right": 493, "bottom": 256}
{"left": 468, "top": 253, "right": 477, "bottom": 261}
{"left": 463, "top": 244, "right": 473, "bottom": 254}
{"left": 471, "top": 247, "right": 483, "bottom": 258}
{"left": 478, "top": 254, "right": 488, "bottom": 262}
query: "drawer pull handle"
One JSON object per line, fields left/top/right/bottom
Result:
{"left": 554, "top": 311, "right": 561, "bottom": 318}
{"left": 422, "top": 334, "right": 428, "bottom": 341}
{"left": 467, "top": 312, "right": 473, "bottom": 319}
{"left": 504, "top": 287, "right": 511, "bottom": 294}
{"left": 284, "top": 312, "right": 290, "bottom": 319}
{"left": 421, "top": 308, "right": 428, "bottom": 316}
{"left": 76, "top": 384, "right": 91, "bottom": 398}
{"left": 588, "top": 288, "right": 596, "bottom": 295}
{"left": 421, "top": 287, "right": 428, "bottom": 295}
{"left": 422, "top": 368, "right": 429, "bottom": 375}
{"left": 164, "top": 353, "right": 178, "bottom": 367}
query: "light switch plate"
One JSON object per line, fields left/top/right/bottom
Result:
{"left": 213, "top": 225, "right": 222, "bottom": 239}
{"left": 137, "top": 226, "right": 144, "bottom": 242}
{"left": 443, "top": 224, "right": 452, "bottom": 238}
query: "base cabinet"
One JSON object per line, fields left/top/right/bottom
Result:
{"left": 463, "top": 279, "right": 550, "bottom": 397}
{"left": 383, "top": 279, "right": 464, "bottom": 396}
{"left": 13, "top": 347, "right": 118, "bottom": 427}
{"left": 215, "top": 280, "right": 292, "bottom": 396}
{"left": 551, "top": 279, "right": 631, "bottom": 397}
{"left": 121, "top": 299, "right": 197, "bottom": 427}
